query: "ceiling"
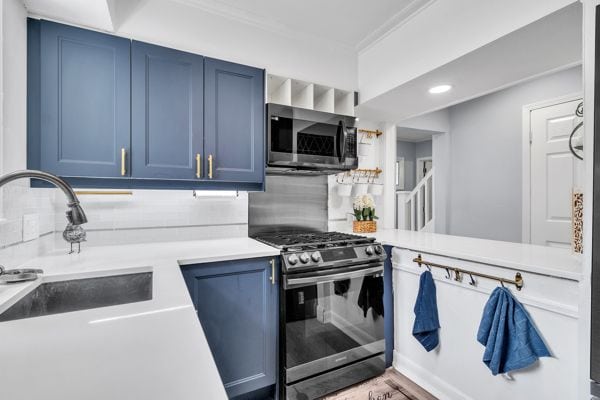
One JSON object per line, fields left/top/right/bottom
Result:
{"left": 357, "top": 2, "right": 583, "bottom": 124}
{"left": 25, "top": 0, "right": 432, "bottom": 50}
{"left": 173, "top": 0, "right": 428, "bottom": 49}
{"left": 24, "top": 0, "right": 116, "bottom": 30}
{"left": 396, "top": 127, "right": 434, "bottom": 142}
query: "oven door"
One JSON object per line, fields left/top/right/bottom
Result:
{"left": 282, "top": 264, "right": 385, "bottom": 384}
{"left": 268, "top": 105, "right": 357, "bottom": 171}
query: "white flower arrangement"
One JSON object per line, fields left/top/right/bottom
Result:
{"left": 353, "top": 194, "right": 378, "bottom": 221}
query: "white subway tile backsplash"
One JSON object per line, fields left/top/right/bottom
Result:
{"left": 2, "top": 184, "right": 250, "bottom": 266}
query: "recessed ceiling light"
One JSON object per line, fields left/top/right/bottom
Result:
{"left": 428, "top": 84, "right": 452, "bottom": 94}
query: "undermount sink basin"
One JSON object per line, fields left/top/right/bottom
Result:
{"left": 0, "top": 272, "right": 153, "bottom": 322}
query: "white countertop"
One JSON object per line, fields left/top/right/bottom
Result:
{"left": 0, "top": 237, "right": 280, "bottom": 400}
{"left": 368, "top": 229, "right": 583, "bottom": 281}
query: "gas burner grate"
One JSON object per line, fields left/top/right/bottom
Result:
{"left": 253, "top": 231, "right": 374, "bottom": 250}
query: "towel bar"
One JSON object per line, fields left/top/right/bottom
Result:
{"left": 413, "top": 255, "right": 524, "bottom": 291}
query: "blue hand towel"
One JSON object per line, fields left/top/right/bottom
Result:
{"left": 412, "top": 271, "right": 440, "bottom": 351}
{"left": 477, "top": 287, "right": 551, "bottom": 375}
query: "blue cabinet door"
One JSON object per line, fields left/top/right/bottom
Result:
{"left": 29, "top": 19, "right": 131, "bottom": 177}
{"left": 181, "top": 257, "right": 278, "bottom": 398}
{"left": 204, "top": 58, "right": 265, "bottom": 183}
{"left": 131, "top": 41, "right": 204, "bottom": 180}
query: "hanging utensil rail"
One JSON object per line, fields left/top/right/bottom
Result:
{"left": 358, "top": 129, "right": 383, "bottom": 138}
{"left": 413, "top": 254, "right": 524, "bottom": 291}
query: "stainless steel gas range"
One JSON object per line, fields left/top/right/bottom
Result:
{"left": 253, "top": 231, "right": 387, "bottom": 400}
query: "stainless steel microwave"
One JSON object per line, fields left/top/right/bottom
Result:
{"left": 267, "top": 104, "right": 358, "bottom": 174}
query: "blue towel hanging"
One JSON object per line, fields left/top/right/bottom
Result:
{"left": 412, "top": 270, "right": 440, "bottom": 351}
{"left": 477, "top": 286, "right": 551, "bottom": 375}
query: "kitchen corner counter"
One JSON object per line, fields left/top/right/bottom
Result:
{"left": 0, "top": 237, "right": 280, "bottom": 400}
{"left": 368, "top": 229, "right": 583, "bottom": 281}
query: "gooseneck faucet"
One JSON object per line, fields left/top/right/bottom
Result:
{"left": 0, "top": 170, "right": 87, "bottom": 253}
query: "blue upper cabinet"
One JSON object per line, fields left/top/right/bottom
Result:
{"left": 204, "top": 58, "right": 265, "bottom": 183}
{"left": 28, "top": 19, "right": 265, "bottom": 190}
{"left": 181, "top": 257, "right": 278, "bottom": 399}
{"left": 28, "top": 19, "right": 131, "bottom": 178}
{"left": 131, "top": 41, "right": 204, "bottom": 180}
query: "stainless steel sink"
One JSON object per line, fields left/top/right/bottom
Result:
{"left": 0, "top": 272, "right": 153, "bottom": 322}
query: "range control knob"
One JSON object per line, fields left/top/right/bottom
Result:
{"left": 299, "top": 252, "right": 310, "bottom": 264}
{"left": 288, "top": 254, "right": 299, "bottom": 265}
{"left": 311, "top": 251, "right": 321, "bottom": 262}
{"left": 374, "top": 245, "right": 383, "bottom": 255}
{"left": 365, "top": 246, "right": 374, "bottom": 256}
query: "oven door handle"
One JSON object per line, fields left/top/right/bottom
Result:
{"left": 285, "top": 265, "right": 383, "bottom": 289}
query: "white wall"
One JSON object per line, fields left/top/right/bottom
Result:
{"left": 0, "top": 0, "right": 56, "bottom": 267}
{"left": 442, "top": 66, "right": 582, "bottom": 243}
{"left": 358, "top": 0, "right": 576, "bottom": 102}
{"left": 113, "top": 0, "right": 357, "bottom": 90}
{"left": 328, "top": 120, "right": 386, "bottom": 231}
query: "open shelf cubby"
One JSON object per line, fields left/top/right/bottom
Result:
{"left": 267, "top": 73, "right": 355, "bottom": 116}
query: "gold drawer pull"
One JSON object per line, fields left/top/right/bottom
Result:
{"left": 208, "top": 154, "right": 213, "bottom": 179}
{"left": 196, "top": 154, "right": 201, "bottom": 178}
{"left": 121, "top": 148, "right": 126, "bottom": 176}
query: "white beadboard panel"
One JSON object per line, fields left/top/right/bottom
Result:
{"left": 392, "top": 247, "right": 579, "bottom": 400}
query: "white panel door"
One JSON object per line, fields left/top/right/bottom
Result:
{"left": 530, "top": 99, "right": 581, "bottom": 247}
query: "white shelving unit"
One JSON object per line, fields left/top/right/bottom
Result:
{"left": 267, "top": 73, "right": 355, "bottom": 116}
{"left": 314, "top": 84, "right": 335, "bottom": 113}
{"left": 291, "top": 80, "right": 314, "bottom": 109}
{"left": 267, "top": 75, "right": 291, "bottom": 106}
{"left": 334, "top": 89, "right": 354, "bottom": 116}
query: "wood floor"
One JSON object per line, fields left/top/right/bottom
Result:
{"left": 323, "top": 368, "right": 437, "bottom": 400}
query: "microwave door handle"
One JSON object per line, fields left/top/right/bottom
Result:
{"left": 284, "top": 265, "right": 383, "bottom": 289}
{"left": 337, "top": 120, "right": 347, "bottom": 163}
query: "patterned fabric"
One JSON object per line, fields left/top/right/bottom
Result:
{"left": 477, "top": 287, "right": 551, "bottom": 375}
{"left": 412, "top": 271, "right": 440, "bottom": 352}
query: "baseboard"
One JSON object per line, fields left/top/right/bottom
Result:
{"left": 392, "top": 350, "right": 473, "bottom": 400}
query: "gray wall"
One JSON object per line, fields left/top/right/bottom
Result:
{"left": 445, "top": 65, "right": 581, "bottom": 243}
{"left": 397, "top": 140, "right": 432, "bottom": 191}
{"left": 415, "top": 140, "right": 432, "bottom": 160}
{"left": 397, "top": 141, "right": 416, "bottom": 190}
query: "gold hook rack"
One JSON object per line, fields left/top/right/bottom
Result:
{"left": 351, "top": 168, "right": 382, "bottom": 175}
{"left": 413, "top": 254, "right": 524, "bottom": 291}
{"left": 358, "top": 128, "right": 383, "bottom": 138}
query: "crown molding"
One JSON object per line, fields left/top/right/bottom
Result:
{"left": 168, "top": 0, "right": 355, "bottom": 52}
{"left": 356, "top": 0, "right": 438, "bottom": 54}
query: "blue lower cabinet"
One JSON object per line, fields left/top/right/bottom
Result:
{"left": 181, "top": 257, "right": 278, "bottom": 399}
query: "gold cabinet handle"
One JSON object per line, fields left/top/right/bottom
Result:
{"left": 269, "top": 259, "right": 276, "bottom": 285}
{"left": 121, "top": 148, "right": 126, "bottom": 176}
{"left": 195, "top": 154, "right": 201, "bottom": 178}
{"left": 208, "top": 154, "right": 213, "bottom": 179}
